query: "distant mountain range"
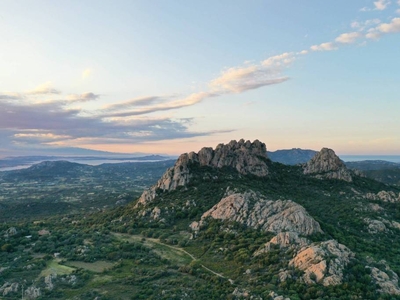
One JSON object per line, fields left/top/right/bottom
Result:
{"left": 0, "top": 154, "right": 173, "bottom": 170}
{"left": 267, "top": 148, "right": 318, "bottom": 165}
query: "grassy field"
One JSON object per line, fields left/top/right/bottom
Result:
{"left": 113, "top": 233, "right": 193, "bottom": 266}
{"left": 65, "top": 261, "right": 114, "bottom": 273}
{"left": 39, "top": 259, "right": 75, "bottom": 277}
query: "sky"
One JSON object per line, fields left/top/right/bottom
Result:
{"left": 0, "top": 0, "right": 400, "bottom": 156}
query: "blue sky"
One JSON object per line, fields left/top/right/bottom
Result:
{"left": 0, "top": 0, "right": 399, "bottom": 156}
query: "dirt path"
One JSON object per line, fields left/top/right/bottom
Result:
{"left": 113, "top": 233, "right": 227, "bottom": 279}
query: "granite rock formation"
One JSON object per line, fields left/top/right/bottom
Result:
{"left": 303, "top": 148, "right": 353, "bottom": 182}
{"left": 190, "top": 190, "right": 322, "bottom": 236}
{"left": 136, "top": 139, "right": 269, "bottom": 207}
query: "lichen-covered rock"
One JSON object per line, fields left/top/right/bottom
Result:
{"left": 191, "top": 190, "right": 322, "bottom": 236}
{"left": 303, "top": 148, "right": 352, "bottom": 182}
{"left": 289, "top": 240, "right": 354, "bottom": 286}
{"left": 136, "top": 139, "right": 269, "bottom": 207}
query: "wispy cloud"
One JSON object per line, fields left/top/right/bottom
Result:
{"left": 366, "top": 17, "right": 400, "bottom": 39}
{"left": 104, "top": 96, "right": 164, "bottom": 111}
{"left": 310, "top": 42, "right": 337, "bottom": 51}
{"left": 102, "top": 92, "right": 218, "bottom": 118}
{"left": 82, "top": 68, "right": 92, "bottom": 80}
{"left": 361, "top": 0, "right": 391, "bottom": 11}
{"left": 351, "top": 19, "right": 381, "bottom": 31}
{"left": 209, "top": 53, "right": 293, "bottom": 94}
{"left": 374, "top": 0, "right": 391, "bottom": 10}
{"left": 0, "top": 93, "right": 23, "bottom": 100}
{"left": 67, "top": 92, "right": 100, "bottom": 102}
{"left": 27, "top": 82, "right": 61, "bottom": 95}
{"left": 335, "top": 32, "right": 363, "bottom": 44}
{"left": 0, "top": 98, "right": 215, "bottom": 147}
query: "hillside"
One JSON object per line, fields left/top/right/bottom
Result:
{"left": 1, "top": 140, "right": 400, "bottom": 299}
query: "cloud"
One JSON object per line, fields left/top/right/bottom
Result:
{"left": 104, "top": 96, "right": 163, "bottom": 111}
{"left": 374, "top": 0, "right": 391, "bottom": 10}
{"left": 377, "top": 17, "right": 400, "bottom": 33}
{"left": 0, "top": 99, "right": 219, "bottom": 147}
{"left": 102, "top": 92, "right": 218, "bottom": 118}
{"left": 335, "top": 32, "right": 363, "bottom": 44}
{"left": 310, "top": 42, "right": 337, "bottom": 51}
{"left": 27, "top": 82, "right": 61, "bottom": 95}
{"left": 366, "top": 17, "right": 400, "bottom": 39}
{"left": 0, "top": 93, "right": 23, "bottom": 100}
{"left": 206, "top": 52, "right": 295, "bottom": 94}
{"left": 351, "top": 19, "right": 381, "bottom": 31}
{"left": 67, "top": 92, "right": 100, "bottom": 102}
{"left": 82, "top": 68, "right": 92, "bottom": 80}
{"left": 360, "top": 7, "right": 371, "bottom": 12}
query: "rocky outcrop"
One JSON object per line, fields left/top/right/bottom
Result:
{"left": 368, "top": 264, "right": 400, "bottom": 295}
{"left": 190, "top": 190, "right": 322, "bottom": 236}
{"left": 303, "top": 148, "right": 353, "bottom": 182}
{"left": 364, "top": 218, "right": 387, "bottom": 234}
{"left": 4, "top": 227, "right": 17, "bottom": 238}
{"left": 45, "top": 273, "right": 57, "bottom": 290}
{"left": 24, "top": 286, "right": 41, "bottom": 299}
{"left": 365, "top": 191, "right": 400, "bottom": 203}
{"left": 255, "top": 231, "right": 309, "bottom": 256}
{"left": 289, "top": 240, "right": 354, "bottom": 286}
{"left": 1, "top": 282, "right": 19, "bottom": 296}
{"left": 136, "top": 139, "right": 269, "bottom": 207}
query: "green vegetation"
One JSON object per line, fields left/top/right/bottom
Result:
{"left": 1, "top": 159, "right": 400, "bottom": 299}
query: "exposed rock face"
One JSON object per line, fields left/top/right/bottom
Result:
{"left": 254, "top": 231, "right": 309, "bottom": 256}
{"left": 1, "top": 282, "right": 19, "bottom": 296}
{"left": 289, "top": 240, "right": 354, "bottom": 286}
{"left": 303, "top": 148, "right": 353, "bottom": 182}
{"left": 24, "top": 286, "right": 41, "bottom": 299}
{"left": 364, "top": 218, "right": 387, "bottom": 234}
{"left": 368, "top": 264, "right": 400, "bottom": 295}
{"left": 136, "top": 139, "right": 269, "bottom": 207}
{"left": 45, "top": 273, "right": 57, "bottom": 290}
{"left": 365, "top": 191, "right": 400, "bottom": 203}
{"left": 4, "top": 227, "right": 17, "bottom": 238}
{"left": 190, "top": 190, "right": 322, "bottom": 236}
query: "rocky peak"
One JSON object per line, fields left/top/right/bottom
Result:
{"left": 303, "top": 148, "right": 353, "bottom": 182}
{"left": 136, "top": 139, "right": 269, "bottom": 207}
{"left": 194, "top": 139, "right": 268, "bottom": 176}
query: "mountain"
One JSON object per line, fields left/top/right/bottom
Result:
{"left": 2, "top": 140, "right": 400, "bottom": 299}
{"left": 267, "top": 148, "right": 317, "bottom": 165}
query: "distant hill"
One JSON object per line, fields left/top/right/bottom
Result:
{"left": 346, "top": 160, "right": 400, "bottom": 186}
{"left": 345, "top": 160, "right": 400, "bottom": 171}
{"left": 267, "top": 148, "right": 317, "bottom": 165}
{"left": 0, "top": 154, "right": 172, "bottom": 170}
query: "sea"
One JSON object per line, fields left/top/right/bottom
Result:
{"left": 339, "top": 155, "right": 400, "bottom": 163}
{"left": 0, "top": 158, "right": 165, "bottom": 172}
